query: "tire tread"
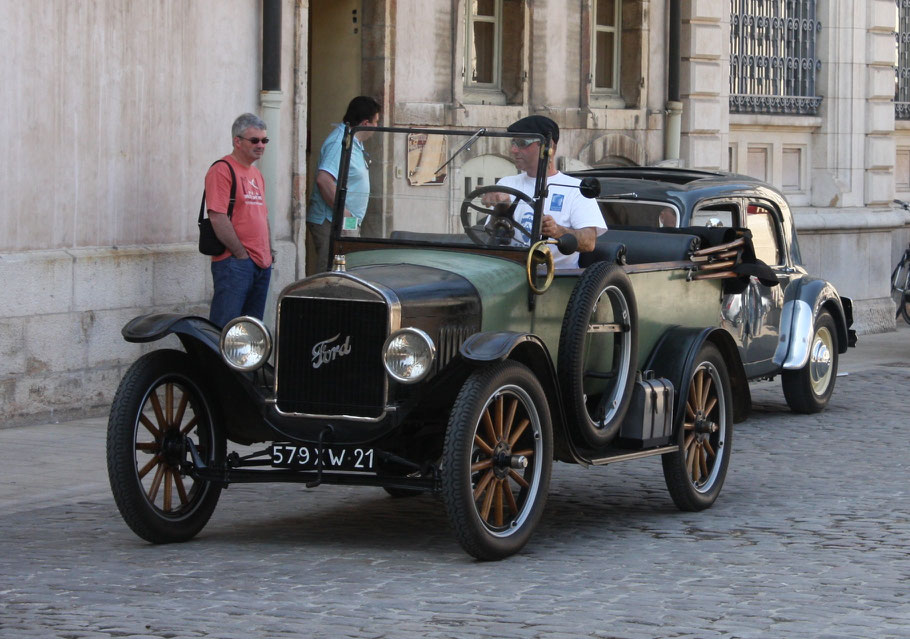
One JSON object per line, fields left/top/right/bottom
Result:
{"left": 107, "top": 349, "right": 223, "bottom": 544}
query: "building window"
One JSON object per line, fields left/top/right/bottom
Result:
{"left": 729, "top": 0, "right": 822, "bottom": 115}
{"left": 782, "top": 146, "right": 803, "bottom": 191}
{"left": 896, "top": 1, "right": 910, "bottom": 119}
{"left": 464, "top": 0, "right": 524, "bottom": 104}
{"left": 467, "top": 0, "right": 501, "bottom": 88}
{"left": 746, "top": 146, "right": 769, "bottom": 182}
{"left": 592, "top": 0, "right": 621, "bottom": 93}
{"left": 897, "top": 148, "right": 910, "bottom": 190}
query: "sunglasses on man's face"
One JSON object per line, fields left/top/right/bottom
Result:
{"left": 238, "top": 136, "right": 270, "bottom": 145}
{"left": 510, "top": 138, "right": 538, "bottom": 148}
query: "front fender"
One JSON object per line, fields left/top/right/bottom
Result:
{"left": 122, "top": 313, "right": 274, "bottom": 444}
{"left": 459, "top": 331, "right": 546, "bottom": 362}
{"left": 122, "top": 313, "right": 222, "bottom": 350}
{"left": 460, "top": 331, "right": 583, "bottom": 464}
{"left": 772, "top": 278, "right": 850, "bottom": 370}
{"left": 459, "top": 332, "right": 561, "bottom": 422}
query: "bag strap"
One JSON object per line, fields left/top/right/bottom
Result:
{"left": 198, "top": 159, "right": 237, "bottom": 224}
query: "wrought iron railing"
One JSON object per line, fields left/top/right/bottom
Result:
{"left": 897, "top": 1, "right": 910, "bottom": 119}
{"left": 730, "top": 0, "right": 822, "bottom": 115}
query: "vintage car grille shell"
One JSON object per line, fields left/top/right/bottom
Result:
{"left": 272, "top": 266, "right": 481, "bottom": 424}
{"left": 275, "top": 296, "right": 389, "bottom": 418}
{"left": 274, "top": 273, "right": 399, "bottom": 420}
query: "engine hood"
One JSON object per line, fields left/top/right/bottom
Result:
{"left": 342, "top": 249, "right": 529, "bottom": 333}
{"left": 346, "top": 262, "right": 482, "bottom": 329}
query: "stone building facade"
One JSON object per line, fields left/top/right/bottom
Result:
{"left": 2, "top": 0, "right": 907, "bottom": 426}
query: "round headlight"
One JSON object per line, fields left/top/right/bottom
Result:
{"left": 382, "top": 328, "right": 436, "bottom": 383}
{"left": 220, "top": 317, "right": 272, "bottom": 371}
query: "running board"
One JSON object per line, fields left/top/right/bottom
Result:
{"left": 587, "top": 445, "right": 678, "bottom": 466}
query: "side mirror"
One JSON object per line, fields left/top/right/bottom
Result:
{"left": 555, "top": 233, "right": 578, "bottom": 255}
{"left": 579, "top": 177, "right": 601, "bottom": 199}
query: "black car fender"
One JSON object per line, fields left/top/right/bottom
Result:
{"left": 121, "top": 313, "right": 273, "bottom": 443}
{"left": 122, "top": 312, "right": 231, "bottom": 374}
{"left": 123, "top": 312, "right": 221, "bottom": 346}
{"left": 643, "top": 326, "right": 751, "bottom": 425}
{"left": 773, "top": 278, "right": 851, "bottom": 370}
{"left": 459, "top": 331, "right": 577, "bottom": 462}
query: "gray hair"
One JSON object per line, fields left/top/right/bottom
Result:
{"left": 232, "top": 113, "right": 267, "bottom": 138}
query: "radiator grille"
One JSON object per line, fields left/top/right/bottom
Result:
{"left": 275, "top": 297, "right": 388, "bottom": 417}
{"left": 436, "top": 324, "right": 473, "bottom": 372}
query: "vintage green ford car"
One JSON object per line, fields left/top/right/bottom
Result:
{"left": 107, "top": 126, "right": 851, "bottom": 560}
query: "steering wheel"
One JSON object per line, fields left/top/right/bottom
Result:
{"left": 460, "top": 185, "right": 536, "bottom": 246}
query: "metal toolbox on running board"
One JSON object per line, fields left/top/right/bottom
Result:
{"left": 619, "top": 372, "right": 674, "bottom": 447}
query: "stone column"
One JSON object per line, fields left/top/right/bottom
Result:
{"left": 679, "top": 0, "right": 728, "bottom": 170}
{"left": 865, "top": 1, "right": 897, "bottom": 206}
{"left": 798, "top": 0, "right": 901, "bottom": 333}
{"left": 810, "top": 0, "right": 863, "bottom": 208}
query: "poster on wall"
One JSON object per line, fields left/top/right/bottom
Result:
{"left": 407, "top": 133, "right": 448, "bottom": 186}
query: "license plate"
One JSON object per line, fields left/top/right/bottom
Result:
{"left": 269, "top": 443, "right": 376, "bottom": 472}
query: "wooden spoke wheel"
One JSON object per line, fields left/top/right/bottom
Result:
{"left": 662, "top": 342, "right": 732, "bottom": 511}
{"left": 107, "top": 349, "right": 224, "bottom": 543}
{"left": 442, "top": 361, "right": 552, "bottom": 561}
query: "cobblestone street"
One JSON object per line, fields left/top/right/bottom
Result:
{"left": 1, "top": 330, "right": 908, "bottom": 639}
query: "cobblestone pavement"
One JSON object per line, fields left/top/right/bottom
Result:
{"left": 1, "top": 330, "right": 909, "bottom": 638}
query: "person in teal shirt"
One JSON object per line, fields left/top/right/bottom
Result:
{"left": 306, "top": 96, "right": 381, "bottom": 274}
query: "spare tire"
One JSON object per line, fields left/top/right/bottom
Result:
{"left": 557, "top": 262, "right": 638, "bottom": 448}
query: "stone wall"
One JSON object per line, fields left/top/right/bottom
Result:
{"left": 0, "top": 0, "right": 302, "bottom": 427}
{"left": 0, "top": 242, "right": 295, "bottom": 428}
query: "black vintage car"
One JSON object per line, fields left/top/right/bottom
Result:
{"left": 107, "top": 127, "right": 852, "bottom": 560}
{"left": 570, "top": 166, "right": 856, "bottom": 413}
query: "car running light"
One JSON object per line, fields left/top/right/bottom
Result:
{"left": 221, "top": 317, "right": 271, "bottom": 371}
{"left": 382, "top": 328, "right": 436, "bottom": 383}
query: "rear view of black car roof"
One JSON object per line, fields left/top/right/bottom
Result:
{"left": 570, "top": 166, "right": 758, "bottom": 185}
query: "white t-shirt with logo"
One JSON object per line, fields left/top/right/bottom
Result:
{"left": 497, "top": 171, "right": 607, "bottom": 269}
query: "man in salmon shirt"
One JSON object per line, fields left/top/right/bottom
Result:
{"left": 205, "top": 113, "right": 275, "bottom": 327}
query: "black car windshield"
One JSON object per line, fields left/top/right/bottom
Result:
{"left": 332, "top": 127, "right": 548, "bottom": 248}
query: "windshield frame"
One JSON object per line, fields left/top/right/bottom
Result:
{"left": 329, "top": 125, "right": 554, "bottom": 256}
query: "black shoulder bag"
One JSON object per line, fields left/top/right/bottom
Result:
{"left": 198, "top": 159, "right": 237, "bottom": 256}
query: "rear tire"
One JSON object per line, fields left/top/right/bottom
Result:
{"left": 662, "top": 342, "right": 732, "bottom": 511}
{"left": 782, "top": 310, "right": 838, "bottom": 414}
{"left": 107, "top": 350, "right": 224, "bottom": 543}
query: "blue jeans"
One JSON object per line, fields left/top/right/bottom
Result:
{"left": 209, "top": 257, "right": 272, "bottom": 327}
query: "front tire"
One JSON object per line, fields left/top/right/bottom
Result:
{"left": 662, "top": 342, "right": 732, "bottom": 511}
{"left": 442, "top": 361, "right": 553, "bottom": 561}
{"left": 782, "top": 310, "right": 838, "bottom": 414}
{"left": 107, "top": 349, "right": 225, "bottom": 543}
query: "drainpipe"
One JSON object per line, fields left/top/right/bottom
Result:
{"left": 664, "top": 0, "right": 683, "bottom": 163}
{"left": 260, "top": 0, "right": 284, "bottom": 227}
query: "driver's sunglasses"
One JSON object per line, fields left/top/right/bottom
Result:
{"left": 238, "top": 136, "right": 270, "bottom": 145}
{"left": 510, "top": 138, "right": 538, "bottom": 148}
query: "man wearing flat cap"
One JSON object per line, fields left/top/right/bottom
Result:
{"left": 490, "top": 115, "right": 606, "bottom": 268}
